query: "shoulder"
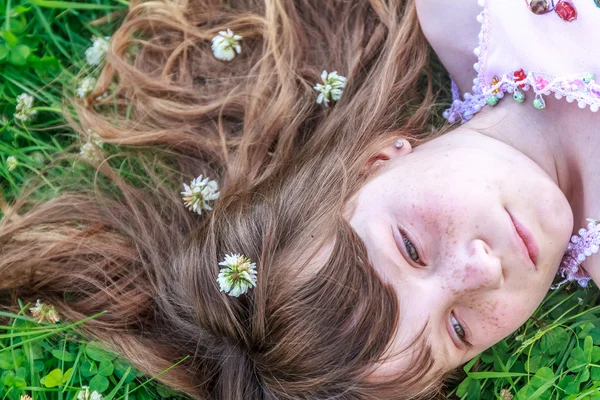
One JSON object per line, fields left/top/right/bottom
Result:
{"left": 415, "top": 0, "right": 482, "bottom": 93}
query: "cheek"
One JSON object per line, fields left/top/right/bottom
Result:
{"left": 475, "top": 300, "right": 511, "bottom": 337}
{"left": 470, "top": 297, "right": 535, "bottom": 344}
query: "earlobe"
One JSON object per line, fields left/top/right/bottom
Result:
{"left": 365, "top": 138, "right": 413, "bottom": 173}
{"left": 381, "top": 138, "right": 413, "bottom": 161}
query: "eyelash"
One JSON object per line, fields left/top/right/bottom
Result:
{"left": 451, "top": 313, "right": 473, "bottom": 348}
{"left": 399, "top": 228, "right": 421, "bottom": 264}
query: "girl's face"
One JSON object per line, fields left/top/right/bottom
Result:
{"left": 349, "top": 129, "right": 573, "bottom": 377}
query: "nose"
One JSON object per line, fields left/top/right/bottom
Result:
{"left": 448, "top": 239, "right": 503, "bottom": 293}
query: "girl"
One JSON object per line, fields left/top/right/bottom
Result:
{"left": 0, "top": 0, "right": 598, "bottom": 399}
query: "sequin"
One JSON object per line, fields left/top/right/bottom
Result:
{"left": 529, "top": 0, "right": 550, "bottom": 14}
{"left": 555, "top": 1, "right": 577, "bottom": 22}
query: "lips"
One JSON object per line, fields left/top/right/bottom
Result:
{"left": 508, "top": 211, "right": 539, "bottom": 270}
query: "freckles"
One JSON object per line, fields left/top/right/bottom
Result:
{"left": 476, "top": 301, "right": 510, "bottom": 336}
{"left": 444, "top": 212, "right": 459, "bottom": 238}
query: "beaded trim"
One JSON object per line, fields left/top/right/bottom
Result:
{"left": 554, "top": 219, "right": 600, "bottom": 289}
{"left": 443, "top": 0, "right": 600, "bottom": 124}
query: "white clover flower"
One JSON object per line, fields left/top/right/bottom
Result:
{"left": 181, "top": 174, "right": 220, "bottom": 215}
{"left": 80, "top": 142, "right": 99, "bottom": 163}
{"left": 14, "top": 93, "right": 37, "bottom": 122}
{"left": 77, "top": 77, "right": 97, "bottom": 98}
{"left": 217, "top": 254, "right": 257, "bottom": 297}
{"left": 78, "top": 386, "right": 103, "bottom": 400}
{"left": 500, "top": 389, "right": 513, "bottom": 400}
{"left": 6, "top": 156, "right": 17, "bottom": 171}
{"left": 313, "top": 70, "right": 347, "bottom": 107}
{"left": 211, "top": 29, "right": 242, "bottom": 61}
{"left": 87, "top": 129, "right": 104, "bottom": 148}
{"left": 85, "top": 36, "right": 110, "bottom": 66}
{"left": 30, "top": 299, "right": 60, "bottom": 324}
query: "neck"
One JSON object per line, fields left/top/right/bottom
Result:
{"left": 463, "top": 99, "right": 600, "bottom": 228}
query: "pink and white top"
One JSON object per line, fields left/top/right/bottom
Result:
{"left": 443, "top": 0, "right": 600, "bottom": 124}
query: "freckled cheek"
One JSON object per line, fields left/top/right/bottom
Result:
{"left": 472, "top": 301, "right": 530, "bottom": 343}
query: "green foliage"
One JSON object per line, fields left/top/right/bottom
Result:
{"left": 0, "top": 0, "right": 123, "bottom": 207}
{"left": 0, "top": 303, "right": 186, "bottom": 400}
{"left": 0, "top": 1, "right": 188, "bottom": 399}
{"left": 449, "top": 288, "right": 600, "bottom": 399}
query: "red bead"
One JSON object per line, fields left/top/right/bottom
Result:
{"left": 514, "top": 69, "right": 528, "bottom": 88}
{"left": 514, "top": 69, "right": 526, "bottom": 80}
{"left": 555, "top": 1, "right": 577, "bottom": 22}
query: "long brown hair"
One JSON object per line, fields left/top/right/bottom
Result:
{"left": 0, "top": 0, "right": 443, "bottom": 398}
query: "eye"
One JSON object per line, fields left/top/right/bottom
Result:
{"left": 398, "top": 227, "right": 421, "bottom": 264}
{"left": 451, "top": 312, "right": 473, "bottom": 348}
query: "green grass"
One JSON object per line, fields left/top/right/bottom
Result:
{"left": 0, "top": 0, "right": 123, "bottom": 206}
{"left": 0, "top": 302, "right": 185, "bottom": 400}
{"left": 450, "top": 285, "right": 600, "bottom": 400}
{"left": 1, "top": 0, "right": 600, "bottom": 399}
{"left": 0, "top": 1, "right": 186, "bottom": 399}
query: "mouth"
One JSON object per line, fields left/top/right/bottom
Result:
{"left": 507, "top": 211, "right": 539, "bottom": 270}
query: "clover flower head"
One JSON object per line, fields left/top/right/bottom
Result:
{"left": 78, "top": 386, "right": 103, "bottom": 400}
{"left": 30, "top": 299, "right": 60, "bottom": 324}
{"left": 217, "top": 254, "right": 257, "bottom": 297}
{"left": 14, "top": 93, "right": 37, "bottom": 122}
{"left": 85, "top": 36, "right": 111, "bottom": 66}
{"left": 77, "top": 77, "right": 97, "bottom": 98}
{"left": 86, "top": 129, "right": 104, "bottom": 148}
{"left": 181, "top": 174, "right": 220, "bottom": 215}
{"left": 211, "top": 28, "right": 242, "bottom": 61}
{"left": 80, "top": 142, "right": 100, "bottom": 163}
{"left": 6, "top": 156, "right": 17, "bottom": 171}
{"left": 500, "top": 388, "right": 513, "bottom": 400}
{"left": 313, "top": 70, "right": 347, "bottom": 107}
{"left": 20, "top": 395, "right": 33, "bottom": 400}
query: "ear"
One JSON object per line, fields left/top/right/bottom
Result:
{"left": 366, "top": 138, "right": 413, "bottom": 172}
